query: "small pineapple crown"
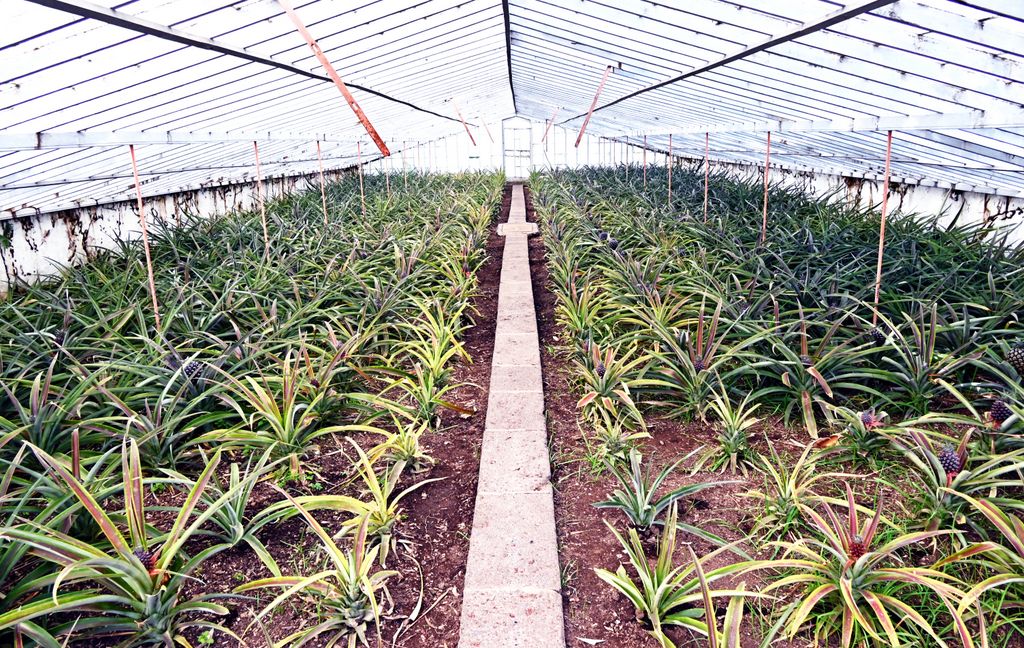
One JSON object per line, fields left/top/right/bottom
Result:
{"left": 938, "top": 444, "right": 962, "bottom": 475}
{"left": 132, "top": 546, "right": 157, "bottom": 570}
{"left": 859, "top": 410, "right": 883, "bottom": 429}
{"left": 991, "top": 399, "right": 1013, "bottom": 424}
{"left": 869, "top": 326, "right": 887, "bottom": 346}
{"left": 692, "top": 355, "right": 706, "bottom": 372}
{"left": 183, "top": 360, "right": 202, "bottom": 379}
{"left": 848, "top": 535, "right": 867, "bottom": 560}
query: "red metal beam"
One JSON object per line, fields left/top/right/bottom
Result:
{"left": 872, "top": 130, "right": 895, "bottom": 324}
{"left": 542, "top": 107, "right": 559, "bottom": 143}
{"left": 575, "top": 65, "right": 613, "bottom": 148}
{"left": 316, "top": 140, "right": 328, "bottom": 225}
{"left": 277, "top": 0, "right": 390, "bottom": 157}
{"left": 760, "top": 131, "right": 771, "bottom": 244}
{"left": 128, "top": 145, "right": 161, "bottom": 331}
{"left": 452, "top": 100, "right": 477, "bottom": 146}
{"left": 667, "top": 133, "right": 673, "bottom": 205}
{"left": 253, "top": 141, "right": 270, "bottom": 257}
{"left": 703, "top": 132, "right": 709, "bottom": 223}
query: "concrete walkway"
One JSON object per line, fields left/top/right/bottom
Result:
{"left": 458, "top": 184, "right": 565, "bottom": 648}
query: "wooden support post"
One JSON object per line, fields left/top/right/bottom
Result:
{"left": 357, "top": 141, "right": 366, "bottom": 218}
{"left": 482, "top": 120, "right": 495, "bottom": 143}
{"left": 872, "top": 130, "right": 895, "bottom": 324}
{"left": 643, "top": 134, "right": 647, "bottom": 188}
{"left": 128, "top": 145, "right": 161, "bottom": 331}
{"left": 316, "top": 140, "right": 328, "bottom": 224}
{"left": 575, "top": 65, "right": 613, "bottom": 147}
{"left": 452, "top": 100, "right": 476, "bottom": 146}
{"left": 667, "top": 134, "right": 673, "bottom": 206}
{"left": 542, "top": 107, "right": 559, "bottom": 143}
{"left": 703, "top": 132, "right": 709, "bottom": 223}
{"left": 760, "top": 131, "right": 772, "bottom": 245}
{"left": 253, "top": 141, "right": 270, "bottom": 258}
{"left": 277, "top": 0, "right": 390, "bottom": 156}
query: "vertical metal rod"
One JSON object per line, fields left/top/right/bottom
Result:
{"left": 316, "top": 140, "right": 328, "bottom": 225}
{"left": 760, "top": 131, "right": 772, "bottom": 245}
{"left": 253, "top": 141, "right": 270, "bottom": 258}
{"left": 703, "top": 131, "right": 710, "bottom": 223}
{"left": 643, "top": 134, "right": 647, "bottom": 188}
{"left": 128, "top": 145, "right": 161, "bottom": 331}
{"left": 276, "top": 0, "right": 389, "bottom": 156}
{"left": 402, "top": 140, "right": 408, "bottom": 190}
{"left": 872, "top": 130, "right": 895, "bottom": 324}
{"left": 575, "top": 65, "right": 613, "bottom": 147}
{"left": 668, "top": 134, "right": 673, "bottom": 206}
{"left": 357, "top": 141, "right": 366, "bottom": 218}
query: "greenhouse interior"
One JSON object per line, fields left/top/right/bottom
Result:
{"left": 2, "top": 1, "right": 1024, "bottom": 646}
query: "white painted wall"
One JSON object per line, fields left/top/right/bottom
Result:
{"left": 693, "top": 158, "right": 1024, "bottom": 244}
{"left": 0, "top": 167, "right": 350, "bottom": 294}
{"left": 8, "top": 118, "right": 1020, "bottom": 295}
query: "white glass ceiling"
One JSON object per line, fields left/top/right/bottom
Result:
{"left": 1, "top": 0, "right": 1022, "bottom": 216}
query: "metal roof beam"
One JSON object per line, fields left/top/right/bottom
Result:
{"left": 559, "top": 0, "right": 898, "bottom": 123}
{"left": 0, "top": 130, "right": 363, "bottom": 150}
{"left": 23, "top": 0, "right": 466, "bottom": 127}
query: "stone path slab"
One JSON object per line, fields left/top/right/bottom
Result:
{"left": 458, "top": 184, "right": 565, "bottom": 648}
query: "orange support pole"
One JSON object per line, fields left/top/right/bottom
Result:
{"left": 643, "top": 134, "right": 647, "bottom": 188}
{"left": 357, "top": 141, "right": 366, "bottom": 218}
{"left": 703, "top": 131, "right": 709, "bottom": 223}
{"left": 128, "top": 145, "right": 161, "bottom": 331}
{"left": 575, "top": 65, "right": 613, "bottom": 148}
{"left": 760, "top": 131, "right": 772, "bottom": 245}
{"left": 482, "top": 120, "right": 495, "bottom": 144}
{"left": 542, "top": 107, "right": 559, "bottom": 143}
{"left": 277, "top": 0, "right": 390, "bottom": 157}
{"left": 872, "top": 130, "right": 895, "bottom": 324}
{"left": 452, "top": 100, "right": 476, "bottom": 147}
{"left": 316, "top": 140, "right": 328, "bottom": 224}
{"left": 253, "top": 141, "right": 270, "bottom": 258}
{"left": 667, "top": 134, "right": 673, "bottom": 206}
